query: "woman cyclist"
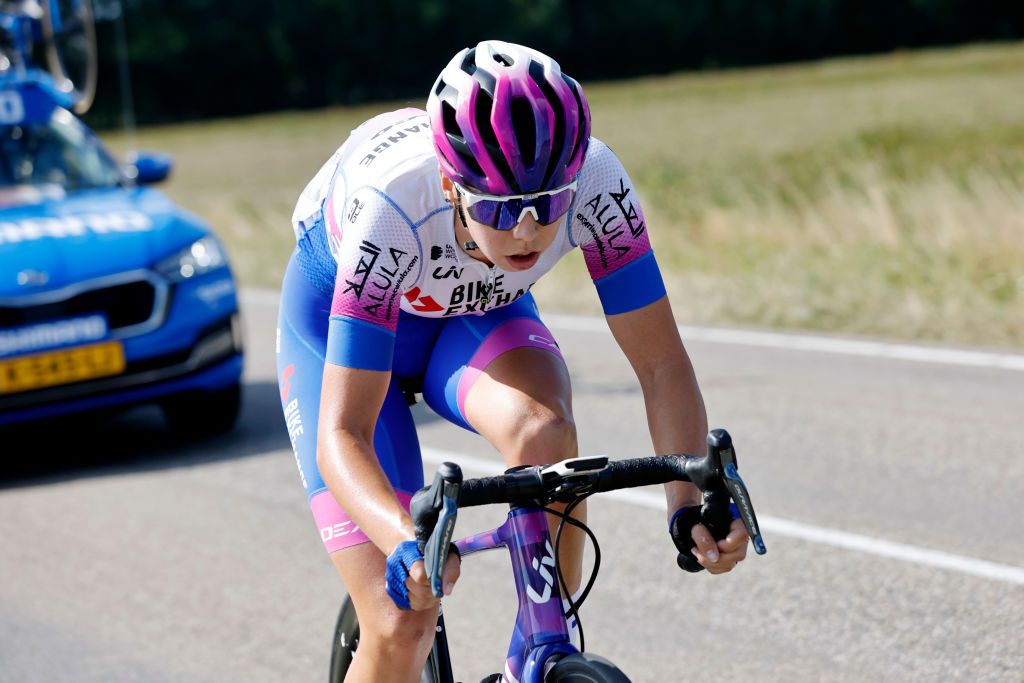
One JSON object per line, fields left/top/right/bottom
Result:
{"left": 277, "top": 40, "right": 750, "bottom": 682}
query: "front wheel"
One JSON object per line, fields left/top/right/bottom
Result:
{"left": 545, "top": 652, "right": 631, "bottom": 682}
{"left": 329, "top": 595, "right": 448, "bottom": 683}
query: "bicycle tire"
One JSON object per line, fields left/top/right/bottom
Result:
{"left": 545, "top": 652, "right": 631, "bottom": 682}
{"left": 329, "top": 594, "right": 447, "bottom": 683}
{"left": 41, "top": 0, "right": 97, "bottom": 113}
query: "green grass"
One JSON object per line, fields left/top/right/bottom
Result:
{"left": 104, "top": 42, "right": 1024, "bottom": 348}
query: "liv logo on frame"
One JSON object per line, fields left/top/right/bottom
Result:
{"left": 526, "top": 540, "right": 557, "bottom": 604}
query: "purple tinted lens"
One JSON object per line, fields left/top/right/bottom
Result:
{"left": 541, "top": 189, "right": 575, "bottom": 223}
{"left": 466, "top": 188, "right": 576, "bottom": 231}
{"left": 466, "top": 199, "right": 502, "bottom": 227}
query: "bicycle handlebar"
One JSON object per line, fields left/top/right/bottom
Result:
{"left": 411, "top": 429, "right": 767, "bottom": 597}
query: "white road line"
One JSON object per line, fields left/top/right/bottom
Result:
{"left": 242, "top": 289, "right": 1024, "bottom": 371}
{"left": 422, "top": 447, "right": 1024, "bottom": 586}
{"left": 542, "top": 313, "right": 1024, "bottom": 372}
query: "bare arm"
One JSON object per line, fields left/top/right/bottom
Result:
{"left": 607, "top": 296, "right": 749, "bottom": 571}
{"left": 316, "top": 363, "right": 414, "bottom": 554}
{"left": 605, "top": 296, "right": 708, "bottom": 515}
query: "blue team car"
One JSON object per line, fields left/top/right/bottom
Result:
{"left": 0, "top": 72, "right": 244, "bottom": 433}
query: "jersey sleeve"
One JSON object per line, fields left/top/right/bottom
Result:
{"left": 326, "top": 187, "right": 423, "bottom": 371}
{"left": 568, "top": 140, "right": 666, "bottom": 315}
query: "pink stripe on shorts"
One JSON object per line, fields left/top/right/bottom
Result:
{"left": 456, "top": 318, "right": 564, "bottom": 419}
{"left": 311, "top": 488, "right": 414, "bottom": 553}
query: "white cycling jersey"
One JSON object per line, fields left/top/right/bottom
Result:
{"left": 291, "top": 107, "right": 664, "bottom": 370}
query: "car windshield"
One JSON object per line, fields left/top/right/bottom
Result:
{"left": 0, "top": 107, "right": 122, "bottom": 194}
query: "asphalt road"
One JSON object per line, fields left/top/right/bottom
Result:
{"left": 1, "top": 289, "right": 1021, "bottom": 682}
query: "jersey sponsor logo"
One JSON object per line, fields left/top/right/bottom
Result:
{"left": 321, "top": 520, "right": 360, "bottom": 542}
{"left": 527, "top": 334, "right": 559, "bottom": 352}
{"left": 358, "top": 119, "right": 431, "bottom": 167}
{"left": 0, "top": 211, "right": 154, "bottom": 245}
{"left": 279, "top": 363, "right": 296, "bottom": 402}
{"left": 342, "top": 240, "right": 419, "bottom": 321}
{"left": 609, "top": 178, "right": 646, "bottom": 238}
{"left": 347, "top": 197, "right": 365, "bottom": 223}
{"left": 283, "top": 394, "right": 308, "bottom": 489}
{"left": 431, "top": 265, "right": 464, "bottom": 280}
{"left": 443, "top": 274, "right": 532, "bottom": 316}
{"left": 0, "top": 315, "right": 107, "bottom": 358}
{"left": 364, "top": 250, "right": 418, "bottom": 321}
{"left": 526, "top": 540, "right": 557, "bottom": 604}
{"left": 342, "top": 240, "right": 382, "bottom": 299}
{"left": 404, "top": 286, "right": 444, "bottom": 313}
{"left": 0, "top": 90, "right": 26, "bottom": 124}
{"left": 430, "top": 244, "right": 456, "bottom": 261}
{"left": 577, "top": 178, "right": 644, "bottom": 269}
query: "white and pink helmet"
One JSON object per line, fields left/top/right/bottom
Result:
{"left": 427, "top": 40, "right": 591, "bottom": 196}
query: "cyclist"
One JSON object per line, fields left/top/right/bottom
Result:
{"left": 277, "top": 40, "right": 750, "bottom": 682}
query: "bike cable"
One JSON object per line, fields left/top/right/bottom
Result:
{"left": 544, "top": 493, "right": 601, "bottom": 653}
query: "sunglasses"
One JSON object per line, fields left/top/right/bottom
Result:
{"left": 454, "top": 180, "right": 578, "bottom": 231}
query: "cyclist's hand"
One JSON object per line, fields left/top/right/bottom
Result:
{"left": 386, "top": 540, "right": 462, "bottom": 610}
{"left": 406, "top": 549, "right": 461, "bottom": 610}
{"left": 670, "top": 500, "right": 749, "bottom": 574}
{"left": 690, "top": 518, "right": 749, "bottom": 575}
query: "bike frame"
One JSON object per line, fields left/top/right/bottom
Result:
{"left": 442, "top": 504, "right": 579, "bottom": 683}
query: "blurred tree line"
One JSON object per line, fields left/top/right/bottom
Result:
{"left": 89, "top": 0, "right": 1023, "bottom": 126}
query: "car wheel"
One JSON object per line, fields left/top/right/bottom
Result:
{"left": 161, "top": 383, "right": 241, "bottom": 438}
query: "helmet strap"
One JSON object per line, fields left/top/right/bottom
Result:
{"left": 454, "top": 193, "right": 476, "bottom": 249}
{"left": 455, "top": 196, "right": 469, "bottom": 229}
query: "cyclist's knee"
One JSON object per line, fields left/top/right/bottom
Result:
{"left": 363, "top": 608, "right": 437, "bottom": 659}
{"left": 504, "top": 408, "right": 577, "bottom": 465}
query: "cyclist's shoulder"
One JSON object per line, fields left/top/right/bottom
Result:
{"left": 576, "top": 136, "right": 630, "bottom": 185}
{"left": 338, "top": 108, "right": 435, "bottom": 180}
{"left": 293, "top": 108, "right": 440, "bottom": 240}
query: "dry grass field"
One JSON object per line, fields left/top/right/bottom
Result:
{"left": 105, "top": 42, "right": 1024, "bottom": 347}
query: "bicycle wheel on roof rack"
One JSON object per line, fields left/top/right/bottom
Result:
{"left": 41, "top": 0, "right": 97, "bottom": 113}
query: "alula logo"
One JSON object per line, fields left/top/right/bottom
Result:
{"left": 526, "top": 540, "right": 557, "bottom": 604}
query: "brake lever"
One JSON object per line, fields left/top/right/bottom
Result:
{"left": 421, "top": 463, "right": 462, "bottom": 597}
{"left": 707, "top": 429, "right": 767, "bottom": 555}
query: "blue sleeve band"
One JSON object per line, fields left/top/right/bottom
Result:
{"left": 326, "top": 315, "right": 395, "bottom": 371}
{"left": 594, "top": 251, "right": 667, "bottom": 315}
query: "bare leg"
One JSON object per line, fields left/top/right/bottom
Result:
{"left": 330, "top": 544, "right": 438, "bottom": 683}
{"left": 462, "top": 347, "right": 586, "bottom": 592}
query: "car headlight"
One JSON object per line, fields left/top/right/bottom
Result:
{"left": 155, "top": 236, "right": 228, "bottom": 281}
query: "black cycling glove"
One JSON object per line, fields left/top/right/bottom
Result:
{"left": 669, "top": 491, "right": 738, "bottom": 573}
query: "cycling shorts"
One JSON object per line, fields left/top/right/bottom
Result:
{"left": 276, "top": 250, "right": 564, "bottom": 553}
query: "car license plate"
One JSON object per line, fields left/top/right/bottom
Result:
{"left": 0, "top": 341, "right": 126, "bottom": 395}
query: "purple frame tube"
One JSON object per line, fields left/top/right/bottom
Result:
{"left": 455, "top": 506, "right": 578, "bottom": 683}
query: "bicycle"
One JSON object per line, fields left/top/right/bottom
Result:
{"left": 328, "top": 429, "right": 767, "bottom": 682}
{"left": 0, "top": 0, "right": 97, "bottom": 114}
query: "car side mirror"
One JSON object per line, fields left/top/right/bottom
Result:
{"left": 125, "top": 151, "right": 174, "bottom": 185}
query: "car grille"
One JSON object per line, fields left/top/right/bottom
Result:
{"left": 0, "top": 279, "right": 159, "bottom": 330}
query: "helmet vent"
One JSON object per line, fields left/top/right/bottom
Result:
{"left": 477, "top": 90, "right": 518, "bottom": 191}
{"left": 567, "top": 77, "right": 587, "bottom": 164}
{"left": 493, "top": 53, "right": 514, "bottom": 67}
{"left": 460, "top": 50, "right": 477, "bottom": 75}
{"left": 441, "top": 101, "right": 462, "bottom": 140}
{"left": 531, "top": 61, "right": 566, "bottom": 188}
{"left": 511, "top": 97, "right": 537, "bottom": 170}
